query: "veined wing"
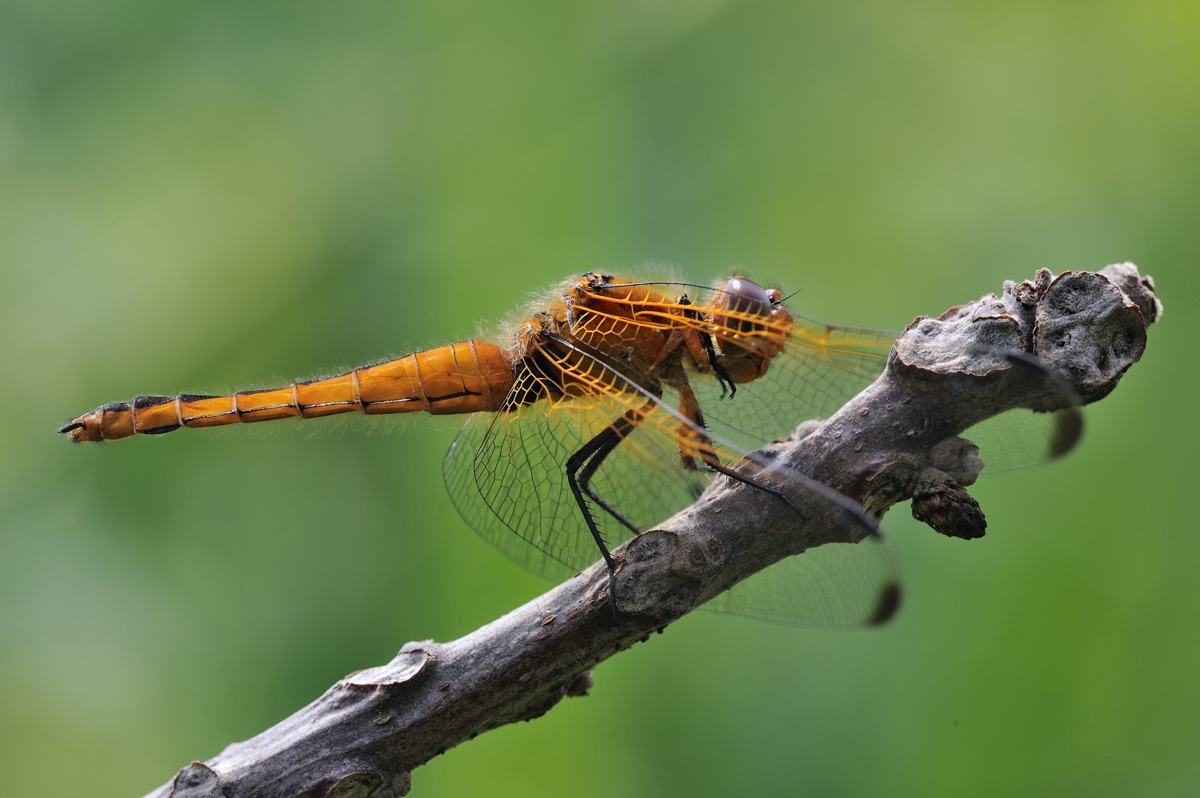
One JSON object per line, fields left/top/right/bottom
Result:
{"left": 699, "top": 310, "right": 897, "bottom": 452}
{"left": 704, "top": 535, "right": 902, "bottom": 628}
{"left": 443, "top": 377, "right": 707, "bottom": 581}
{"left": 443, "top": 301, "right": 901, "bottom": 629}
{"left": 538, "top": 276, "right": 1083, "bottom": 625}
{"left": 581, "top": 278, "right": 1081, "bottom": 473}
{"left": 695, "top": 293, "right": 1082, "bottom": 473}
{"left": 570, "top": 278, "right": 896, "bottom": 451}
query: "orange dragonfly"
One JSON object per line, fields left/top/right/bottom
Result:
{"left": 59, "top": 272, "right": 1061, "bottom": 626}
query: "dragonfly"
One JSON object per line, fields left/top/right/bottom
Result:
{"left": 59, "top": 272, "right": 1076, "bottom": 628}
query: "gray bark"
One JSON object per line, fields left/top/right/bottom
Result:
{"left": 145, "top": 263, "right": 1160, "bottom": 798}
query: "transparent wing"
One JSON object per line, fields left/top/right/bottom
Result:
{"left": 443, "top": 275, "right": 1082, "bottom": 629}
{"left": 630, "top": 281, "right": 1082, "bottom": 475}
{"left": 704, "top": 533, "right": 902, "bottom": 628}
{"left": 444, "top": 382, "right": 903, "bottom": 628}
{"left": 442, "top": 311, "right": 901, "bottom": 629}
{"left": 957, "top": 350, "right": 1085, "bottom": 475}
{"left": 697, "top": 311, "right": 897, "bottom": 451}
{"left": 566, "top": 277, "right": 895, "bottom": 450}
{"left": 961, "top": 406, "right": 1083, "bottom": 475}
{"left": 443, "top": 373, "right": 707, "bottom": 581}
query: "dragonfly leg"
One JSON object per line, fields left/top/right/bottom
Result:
{"left": 574, "top": 435, "right": 643, "bottom": 539}
{"left": 677, "top": 295, "right": 736, "bottom": 398}
{"left": 690, "top": 323, "right": 736, "bottom": 399}
{"left": 564, "top": 405, "right": 652, "bottom": 619}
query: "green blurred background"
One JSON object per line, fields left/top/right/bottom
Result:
{"left": 2, "top": 2, "right": 1196, "bottom": 796}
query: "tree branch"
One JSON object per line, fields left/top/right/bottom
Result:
{"left": 144, "top": 263, "right": 1160, "bottom": 798}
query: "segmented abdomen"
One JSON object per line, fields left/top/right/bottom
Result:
{"left": 60, "top": 340, "right": 515, "bottom": 442}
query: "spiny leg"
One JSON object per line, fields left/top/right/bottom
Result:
{"left": 698, "top": 331, "right": 736, "bottom": 399}
{"left": 678, "top": 294, "right": 736, "bottom": 398}
{"left": 564, "top": 405, "right": 651, "bottom": 620}
{"left": 574, "top": 408, "right": 650, "bottom": 538}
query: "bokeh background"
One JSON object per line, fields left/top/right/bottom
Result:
{"left": 2, "top": 2, "right": 1196, "bottom": 796}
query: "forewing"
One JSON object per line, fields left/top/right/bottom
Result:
{"left": 674, "top": 287, "right": 1083, "bottom": 476}
{"left": 699, "top": 311, "right": 896, "bottom": 450}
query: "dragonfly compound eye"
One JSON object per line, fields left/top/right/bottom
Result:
{"left": 722, "top": 276, "right": 773, "bottom": 317}
{"left": 710, "top": 276, "right": 793, "bottom": 375}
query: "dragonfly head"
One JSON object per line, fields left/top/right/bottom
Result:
{"left": 711, "top": 276, "right": 793, "bottom": 381}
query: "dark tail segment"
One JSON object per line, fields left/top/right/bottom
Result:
{"left": 59, "top": 340, "right": 516, "bottom": 442}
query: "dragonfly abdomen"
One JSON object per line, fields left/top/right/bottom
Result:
{"left": 60, "top": 340, "right": 516, "bottom": 442}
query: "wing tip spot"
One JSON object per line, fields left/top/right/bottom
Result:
{"left": 867, "top": 581, "right": 903, "bottom": 626}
